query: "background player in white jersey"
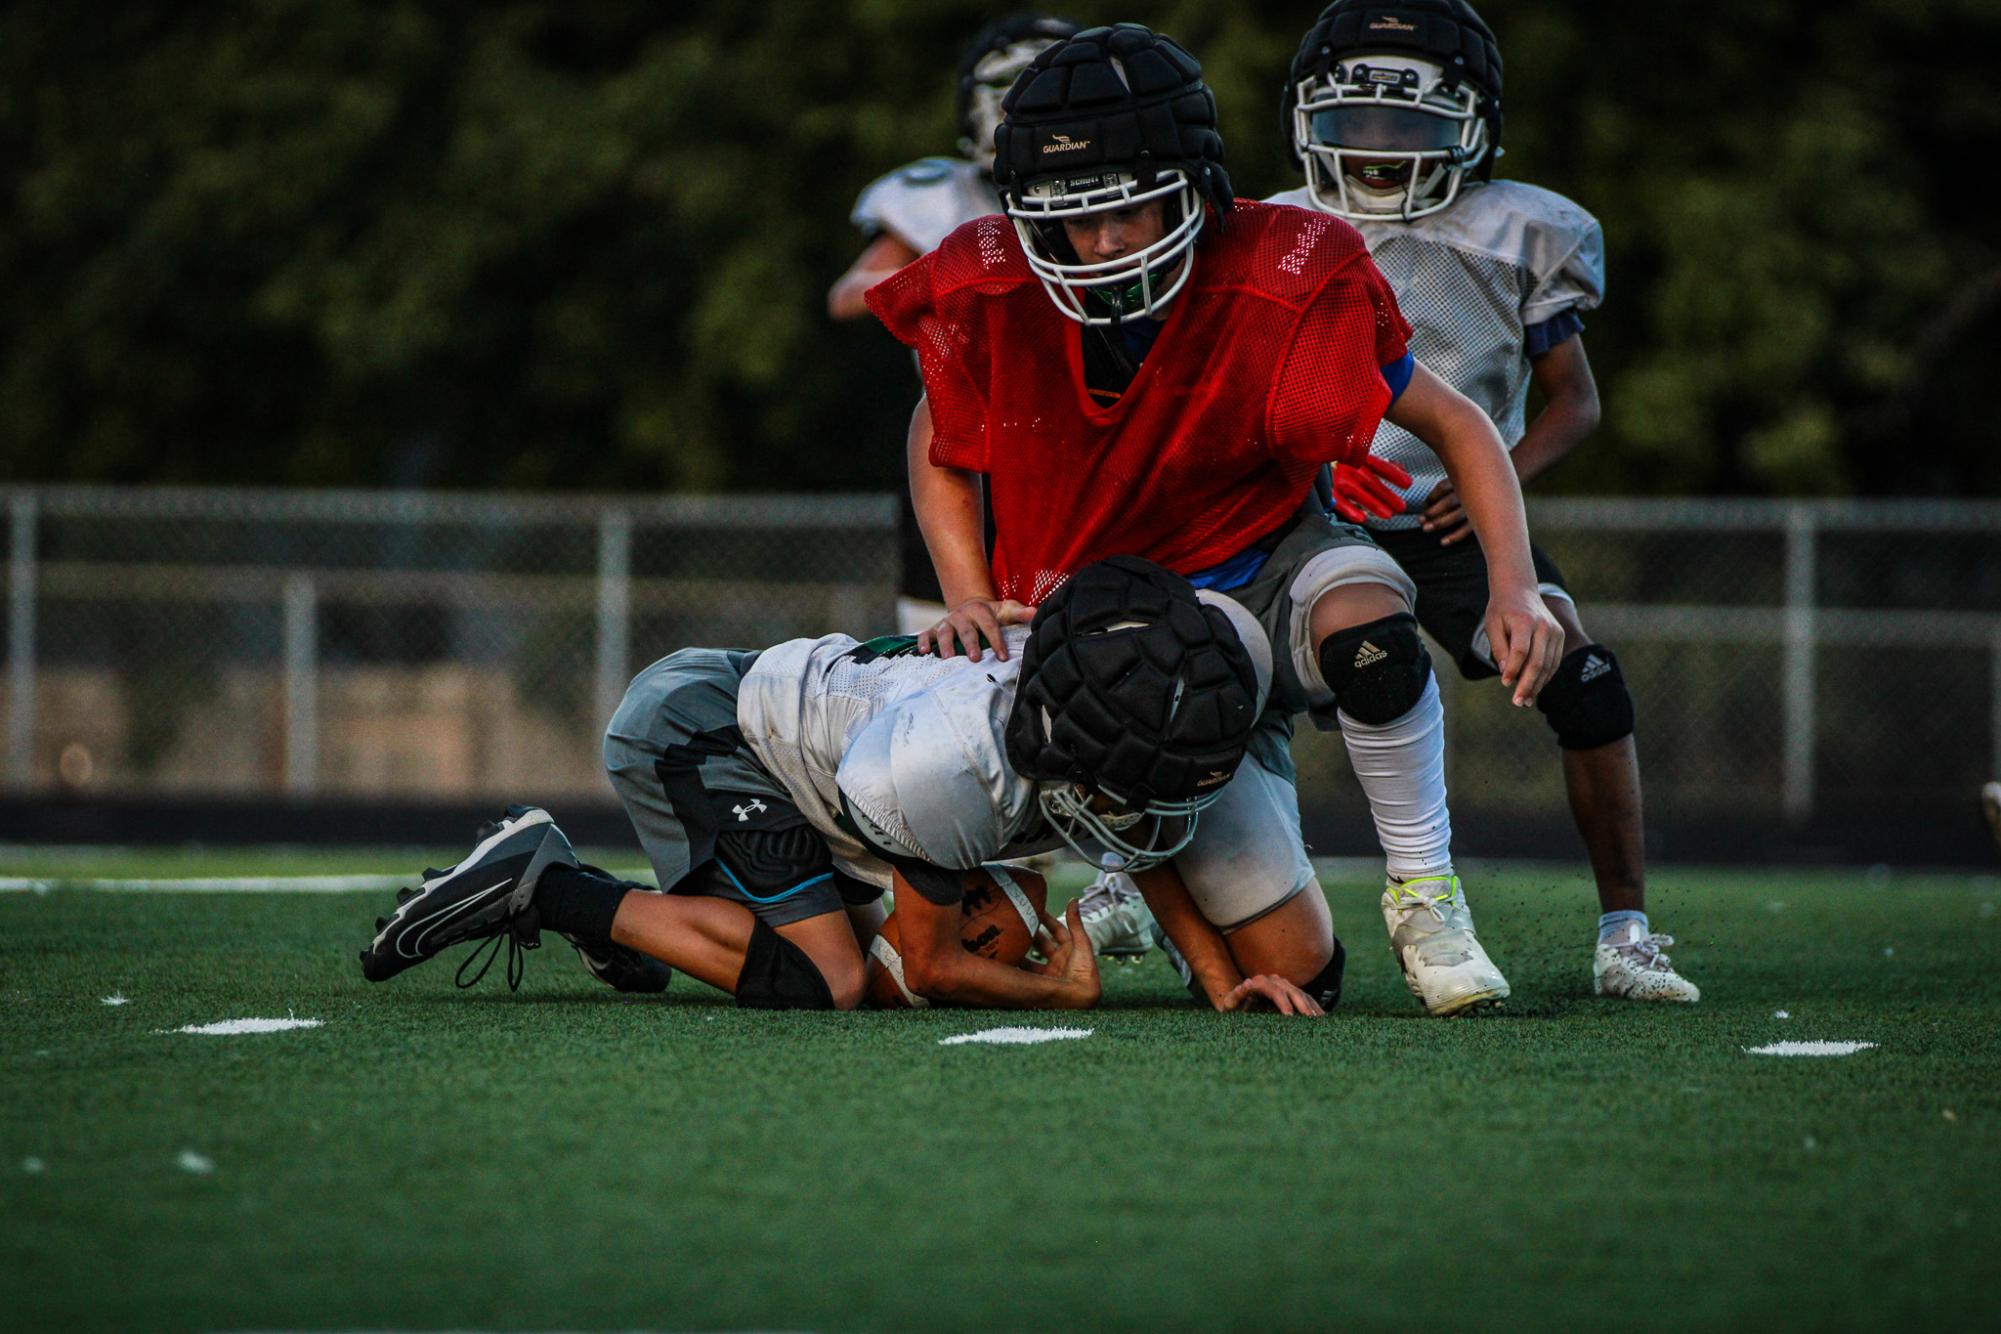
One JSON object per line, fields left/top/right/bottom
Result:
{"left": 358, "top": 558, "right": 1331, "bottom": 1015}
{"left": 828, "top": 13, "right": 1077, "bottom": 637}
{"left": 1269, "top": 0, "right": 1697, "bottom": 1001}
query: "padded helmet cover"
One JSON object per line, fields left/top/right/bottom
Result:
{"left": 1286, "top": 0, "right": 1504, "bottom": 176}
{"left": 993, "top": 23, "right": 1233, "bottom": 221}
{"left": 1004, "top": 556, "right": 1261, "bottom": 808}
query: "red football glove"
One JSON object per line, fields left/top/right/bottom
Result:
{"left": 1330, "top": 455, "right": 1414, "bottom": 523}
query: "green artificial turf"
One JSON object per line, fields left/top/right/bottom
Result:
{"left": 3, "top": 859, "right": 1998, "bottom": 1331}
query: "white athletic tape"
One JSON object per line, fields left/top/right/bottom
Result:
{"left": 984, "top": 863, "right": 1041, "bottom": 937}
{"left": 867, "top": 933, "right": 927, "bottom": 1009}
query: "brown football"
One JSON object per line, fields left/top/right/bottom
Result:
{"left": 863, "top": 864, "right": 1049, "bottom": 1009}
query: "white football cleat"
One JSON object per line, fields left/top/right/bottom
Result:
{"left": 1594, "top": 927, "right": 1701, "bottom": 1003}
{"left": 1382, "top": 875, "right": 1510, "bottom": 1016}
{"left": 1075, "top": 858, "right": 1156, "bottom": 964}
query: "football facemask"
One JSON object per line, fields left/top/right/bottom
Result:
{"left": 1293, "top": 54, "right": 1489, "bottom": 221}
{"left": 1007, "top": 168, "right": 1204, "bottom": 325}
{"left": 1035, "top": 779, "right": 1217, "bottom": 874}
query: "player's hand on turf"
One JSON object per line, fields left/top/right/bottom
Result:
{"left": 1331, "top": 455, "right": 1413, "bottom": 524}
{"left": 1029, "top": 902, "right": 1101, "bottom": 1008}
{"left": 1485, "top": 586, "right": 1564, "bottom": 707}
{"left": 919, "top": 597, "right": 1037, "bottom": 662}
{"left": 1419, "top": 478, "right": 1473, "bottom": 544}
{"left": 1217, "top": 974, "right": 1324, "bottom": 1016}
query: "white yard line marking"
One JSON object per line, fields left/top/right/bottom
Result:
{"left": 939, "top": 1026, "right": 1094, "bottom": 1046}
{"left": 101, "top": 994, "right": 129, "bottom": 1006}
{"left": 0, "top": 869, "right": 653, "bottom": 895}
{"left": 1744, "top": 1040, "right": 1877, "bottom": 1057}
{"left": 1, "top": 874, "right": 402, "bottom": 894}
{"left": 168, "top": 1018, "right": 324, "bottom": 1036}
{"left": 21, "top": 1157, "right": 45, "bottom": 1175}
{"left": 176, "top": 1150, "right": 215, "bottom": 1174}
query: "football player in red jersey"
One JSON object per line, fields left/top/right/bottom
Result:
{"left": 870, "top": 23, "right": 1561, "bottom": 1015}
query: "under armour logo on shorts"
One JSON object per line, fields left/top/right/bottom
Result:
{"left": 732, "top": 799, "right": 768, "bottom": 822}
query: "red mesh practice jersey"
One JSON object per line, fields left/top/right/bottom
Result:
{"left": 868, "top": 201, "right": 1412, "bottom": 605}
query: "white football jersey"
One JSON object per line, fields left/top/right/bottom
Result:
{"left": 850, "top": 156, "right": 1000, "bottom": 255}
{"left": 735, "top": 628, "right": 1050, "bottom": 889}
{"left": 1266, "top": 180, "right": 1605, "bottom": 528}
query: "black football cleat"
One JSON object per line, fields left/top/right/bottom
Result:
{"left": 359, "top": 805, "right": 578, "bottom": 988}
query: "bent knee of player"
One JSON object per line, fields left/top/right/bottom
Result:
{"left": 1307, "top": 580, "right": 1412, "bottom": 643}
{"left": 1223, "top": 880, "right": 1335, "bottom": 984}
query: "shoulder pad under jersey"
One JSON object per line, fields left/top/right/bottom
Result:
{"left": 1202, "top": 199, "right": 1370, "bottom": 306}
{"left": 834, "top": 644, "right": 1036, "bottom": 870}
{"left": 850, "top": 157, "right": 1001, "bottom": 255}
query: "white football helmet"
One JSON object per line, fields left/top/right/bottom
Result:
{"left": 962, "top": 40, "right": 1060, "bottom": 172}
{"left": 957, "top": 16, "right": 1079, "bottom": 172}
{"left": 1292, "top": 53, "right": 1492, "bottom": 221}
{"left": 1006, "top": 167, "right": 1206, "bottom": 325}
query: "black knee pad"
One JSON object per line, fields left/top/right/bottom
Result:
{"left": 735, "top": 918, "right": 835, "bottom": 1010}
{"left": 1303, "top": 937, "right": 1347, "bottom": 1012}
{"left": 1536, "top": 644, "right": 1636, "bottom": 750}
{"left": 1318, "top": 613, "right": 1432, "bottom": 725}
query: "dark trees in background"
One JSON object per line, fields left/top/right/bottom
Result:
{"left": 2, "top": 0, "right": 1995, "bottom": 497}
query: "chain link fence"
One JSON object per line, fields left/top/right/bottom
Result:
{"left": 3, "top": 487, "right": 1998, "bottom": 855}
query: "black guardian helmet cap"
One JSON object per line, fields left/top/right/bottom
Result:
{"left": 1004, "top": 556, "right": 1264, "bottom": 870}
{"left": 992, "top": 24, "right": 1233, "bottom": 324}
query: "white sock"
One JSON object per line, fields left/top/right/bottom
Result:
{"left": 1339, "top": 674, "right": 1452, "bottom": 883}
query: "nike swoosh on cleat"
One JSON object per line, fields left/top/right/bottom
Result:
{"left": 398, "top": 880, "right": 515, "bottom": 958}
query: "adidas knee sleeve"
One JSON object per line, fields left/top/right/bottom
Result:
{"left": 735, "top": 918, "right": 835, "bottom": 1010}
{"left": 1536, "top": 644, "right": 1635, "bottom": 750}
{"left": 1303, "top": 938, "right": 1347, "bottom": 1012}
{"left": 1318, "top": 613, "right": 1432, "bottom": 725}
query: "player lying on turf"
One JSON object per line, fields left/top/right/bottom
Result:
{"left": 358, "top": 558, "right": 1325, "bottom": 1013}
{"left": 869, "top": 24, "right": 1560, "bottom": 1015}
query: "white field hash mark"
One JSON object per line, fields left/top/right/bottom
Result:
{"left": 939, "top": 1026, "right": 1094, "bottom": 1046}
{"left": 176, "top": 1150, "right": 215, "bottom": 1175}
{"left": 168, "top": 1017, "right": 324, "bottom": 1036}
{"left": 101, "top": 993, "right": 129, "bottom": 1006}
{"left": 1744, "top": 1040, "right": 1878, "bottom": 1057}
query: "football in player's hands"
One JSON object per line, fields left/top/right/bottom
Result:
{"left": 864, "top": 864, "right": 1048, "bottom": 1009}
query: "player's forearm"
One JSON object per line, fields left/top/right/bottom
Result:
{"left": 1511, "top": 337, "right": 1600, "bottom": 489}
{"left": 1133, "top": 864, "right": 1244, "bottom": 1008}
{"left": 1391, "top": 366, "right": 1538, "bottom": 592}
{"left": 906, "top": 397, "right": 997, "bottom": 606}
{"left": 828, "top": 270, "right": 894, "bottom": 321}
{"left": 915, "top": 951, "right": 1097, "bottom": 1009}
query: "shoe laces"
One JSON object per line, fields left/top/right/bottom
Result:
{"left": 1611, "top": 931, "right": 1677, "bottom": 971}
{"left": 1389, "top": 874, "right": 1461, "bottom": 924}
{"left": 455, "top": 913, "right": 543, "bottom": 991}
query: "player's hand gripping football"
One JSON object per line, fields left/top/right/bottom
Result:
{"left": 1330, "top": 455, "right": 1414, "bottom": 524}
{"left": 1485, "top": 585, "right": 1564, "bottom": 707}
{"left": 1216, "top": 974, "right": 1325, "bottom": 1017}
{"left": 919, "top": 597, "right": 1037, "bottom": 661}
{"left": 1027, "top": 901, "right": 1101, "bottom": 1009}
